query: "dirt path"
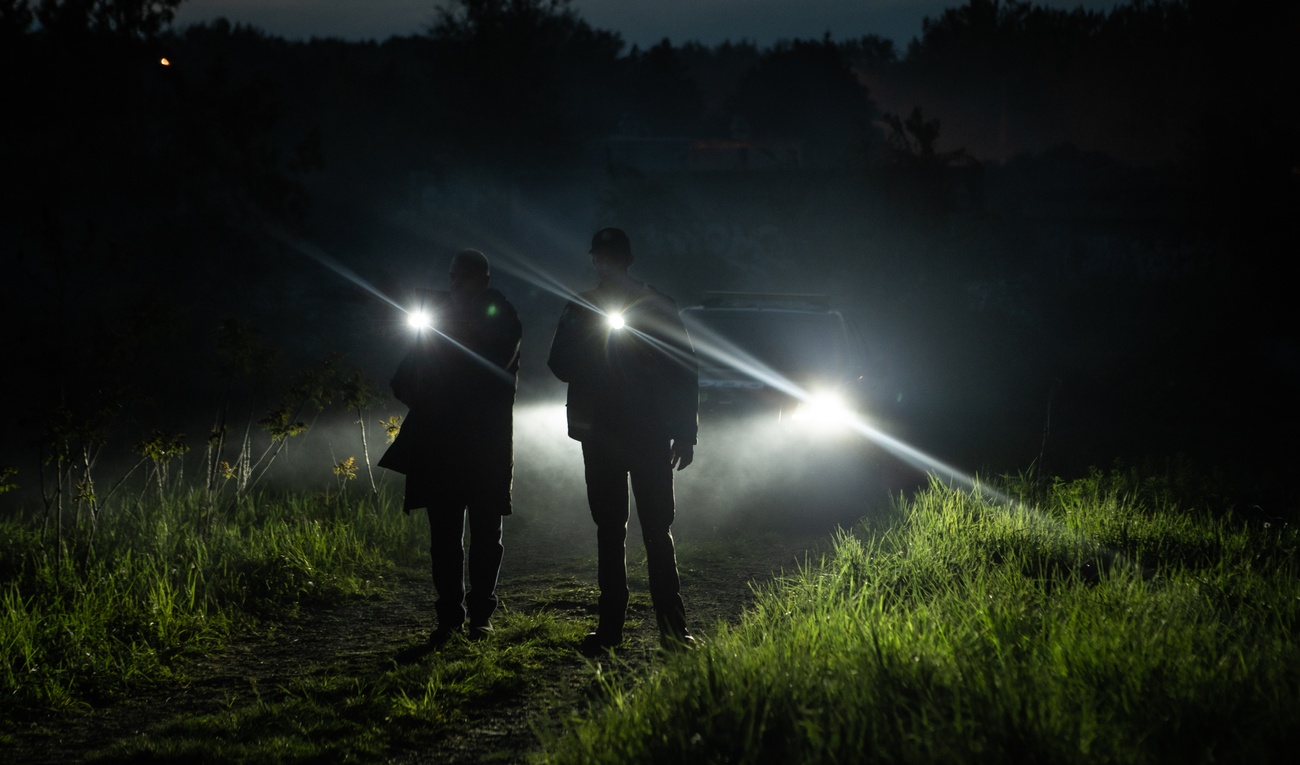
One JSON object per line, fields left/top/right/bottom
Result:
{"left": 6, "top": 519, "right": 830, "bottom": 764}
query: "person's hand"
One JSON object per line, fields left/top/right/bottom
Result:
{"left": 669, "top": 440, "right": 694, "bottom": 471}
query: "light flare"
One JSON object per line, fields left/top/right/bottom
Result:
{"left": 264, "top": 222, "right": 512, "bottom": 383}
{"left": 278, "top": 210, "right": 1027, "bottom": 517}
{"left": 406, "top": 309, "right": 433, "bottom": 331}
{"left": 788, "top": 390, "right": 855, "bottom": 431}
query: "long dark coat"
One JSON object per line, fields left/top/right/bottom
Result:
{"left": 378, "top": 288, "right": 522, "bottom": 514}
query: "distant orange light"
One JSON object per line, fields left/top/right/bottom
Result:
{"left": 160, "top": 58, "right": 170, "bottom": 66}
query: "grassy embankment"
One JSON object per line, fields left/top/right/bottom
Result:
{"left": 1, "top": 491, "right": 415, "bottom": 713}
{"left": 4, "top": 467, "right": 1297, "bottom": 763}
{"left": 0, "top": 488, "right": 584, "bottom": 761}
{"left": 542, "top": 468, "right": 1300, "bottom": 764}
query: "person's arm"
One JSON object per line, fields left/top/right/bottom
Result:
{"left": 390, "top": 349, "right": 419, "bottom": 407}
{"left": 479, "top": 297, "right": 523, "bottom": 373}
{"left": 669, "top": 314, "right": 698, "bottom": 471}
{"left": 547, "top": 301, "right": 597, "bottom": 383}
{"left": 660, "top": 301, "right": 699, "bottom": 448}
{"left": 669, "top": 439, "right": 694, "bottom": 470}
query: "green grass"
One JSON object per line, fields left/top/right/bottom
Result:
{"left": 0, "top": 481, "right": 591, "bottom": 762}
{"left": 0, "top": 489, "right": 425, "bottom": 721}
{"left": 5, "top": 466, "right": 1296, "bottom": 763}
{"left": 538, "top": 470, "right": 1300, "bottom": 764}
{"left": 88, "top": 609, "right": 586, "bottom": 764}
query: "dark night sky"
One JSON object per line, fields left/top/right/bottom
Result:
{"left": 174, "top": 0, "right": 1124, "bottom": 49}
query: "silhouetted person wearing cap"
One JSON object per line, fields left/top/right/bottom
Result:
{"left": 548, "top": 227, "right": 700, "bottom": 654}
{"left": 380, "top": 249, "right": 522, "bottom": 644}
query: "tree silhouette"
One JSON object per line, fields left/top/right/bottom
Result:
{"left": 617, "top": 39, "right": 705, "bottom": 137}
{"left": 727, "top": 37, "right": 880, "bottom": 168}
{"left": 881, "top": 106, "right": 975, "bottom": 219}
{"left": 1, "top": 1, "right": 321, "bottom": 497}
{"left": 425, "top": 0, "right": 624, "bottom": 173}
{"left": 32, "top": 0, "right": 181, "bottom": 38}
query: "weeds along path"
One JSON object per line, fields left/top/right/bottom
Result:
{"left": 7, "top": 571, "right": 441, "bottom": 764}
{"left": 6, "top": 511, "right": 833, "bottom": 764}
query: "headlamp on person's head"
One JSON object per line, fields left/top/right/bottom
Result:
{"left": 607, "top": 311, "right": 626, "bottom": 330}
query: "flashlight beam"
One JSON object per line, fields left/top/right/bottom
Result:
{"left": 429, "top": 328, "right": 516, "bottom": 385}
{"left": 265, "top": 223, "right": 407, "bottom": 313}
{"left": 273, "top": 208, "right": 1020, "bottom": 517}
{"left": 394, "top": 215, "right": 1020, "bottom": 511}
{"left": 380, "top": 207, "right": 1072, "bottom": 536}
{"left": 264, "top": 222, "right": 514, "bottom": 383}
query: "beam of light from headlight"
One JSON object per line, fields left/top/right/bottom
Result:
{"left": 388, "top": 209, "right": 694, "bottom": 353}
{"left": 680, "top": 318, "right": 1021, "bottom": 505}
{"left": 847, "top": 418, "right": 1018, "bottom": 507}
{"left": 389, "top": 210, "right": 1023, "bottom": 510}
{"left": 261, "top": 222, "right": 512, "bottom": 383}
{"left": 264, "top": 222, "right": 407, "bottom": 313}
{"left": 434, "top": 332, "right": 515, "bottom": 384}
{"left": 685, "top": 321, "right": 810, "bottom": 401}
{"left": 380, "top": 210, "right": 1163, "bottom": 578}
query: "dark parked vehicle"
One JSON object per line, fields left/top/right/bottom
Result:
{"left": 680, "top": 292, "right": 868, "bottom": 429}
{"left": 678, "top": 292, "right": 886, "bottom": 528}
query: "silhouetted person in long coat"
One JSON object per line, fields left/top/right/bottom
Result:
{"left": 379, "top": 249, "right": 521, "bottom": 643}
{"left": 547, "top": 228, "right": 699, "bottom": 653}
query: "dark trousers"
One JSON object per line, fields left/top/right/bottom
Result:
{"left": 581, "top": 437, "right": 688, "bottom": 640}
{"left": 427, "top": 504, "right": 504, "bottom": 629}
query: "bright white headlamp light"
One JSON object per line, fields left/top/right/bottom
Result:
{"left": 406, "top": 309, "right": 433, "bottom": 331}
{"left": 607, "top": 312, "right": 626, "bottom": 330}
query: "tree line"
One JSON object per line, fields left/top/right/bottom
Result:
{"left": 1, "top": 0, "right": 1295, "bottom": 503}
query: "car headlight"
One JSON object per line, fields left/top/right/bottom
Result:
{"left": 789, "top": 390, "right": 856, "bottom": 431}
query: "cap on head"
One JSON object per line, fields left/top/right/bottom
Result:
{"left": 450, "top": 248, "right": 490, "bottom": 279}
{"left": 589, "top": 227, "right": 633, "bottom": 266}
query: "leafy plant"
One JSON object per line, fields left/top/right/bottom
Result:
{"left": 0, "top": 466, "right": 17, "bottom": 494}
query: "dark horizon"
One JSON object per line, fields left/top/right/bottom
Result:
{"left": 2, "top": 0, "right": 1297, "bottom": 507}
{"left": 171, "top": 0, "right": 1125, "bottom": 52}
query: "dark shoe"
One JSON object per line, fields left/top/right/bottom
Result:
{"left": 428, "top": 624, "right": 462, "bottom": 646}
{"left": 579, "top": 630, "right": 622, "bottom": 657}
{"left": 660, "top": 632, "right": 697, "bottom": 653}
{"left": 467, "top": 620, "right": 495, "bottom": 641}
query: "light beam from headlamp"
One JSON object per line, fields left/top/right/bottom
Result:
{"left": 261, "top": 223, "right": 514, "bottom": 383}
{"left": 380, "top": 205, "right": 1117, "bottom": 537}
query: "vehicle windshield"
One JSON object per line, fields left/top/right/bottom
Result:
{"left": 682, "top": 308, "right": 851, "bottom": 381}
